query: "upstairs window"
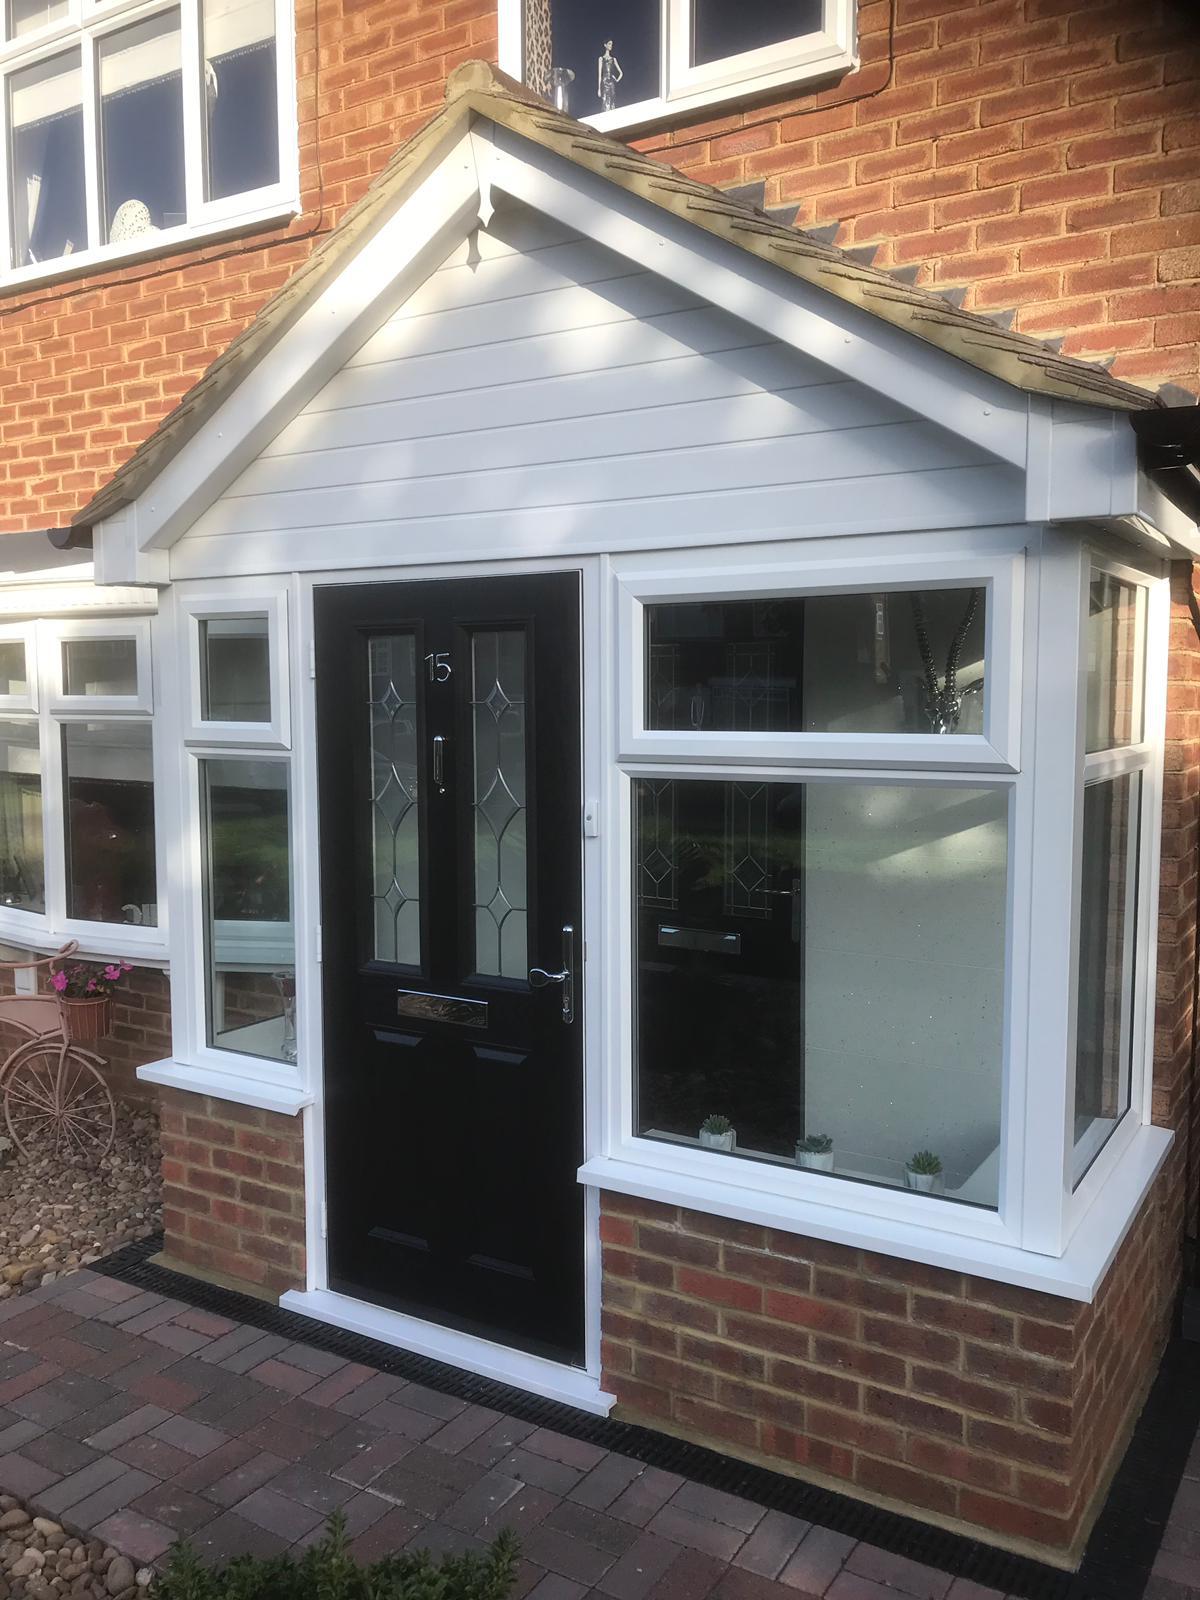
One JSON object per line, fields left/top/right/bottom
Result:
{"left": 2, "top": 0, "right": 292, "bottom": 286}
{"left": 502, "top": 0, "right": 856, "bottom": 130}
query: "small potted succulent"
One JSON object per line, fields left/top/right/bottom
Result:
{"left": 905, "top": 1149, "right": 943, "bottom": 1193}
{"left": 796, "top": 1133, "right": 834, "bottom": 1172}
{"left": 50, "top": 958, "right": 133, "bottom": 1043}
{"left": 698, "top": 1114, "right": 735, "bottom": 1153}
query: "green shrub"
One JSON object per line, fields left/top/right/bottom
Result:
{"left": 152, "top": 1513, "right": 520, "bottom": 1600}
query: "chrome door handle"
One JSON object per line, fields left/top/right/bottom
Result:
{"left": 529, "top": 924, "right": 574, "bottom": 1024}
{"left": 432, "top": 734, "right": 446, "bottom": 794}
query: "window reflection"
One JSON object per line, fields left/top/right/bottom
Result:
{"left": 634, "top": 778, "right": 1008, "bottom": 1207}
{"left": 1086, "top": 574, "right": 1144, "bottom": 753}
{"left": 62, "top": 638, "right": 139, "bottom": 698}
{"left": 8, "top": 51, "right": 85, "bottom": 269}
{"left": 99, "top": 10, "right": 185, "bottom": 242}
{"left": 202, "top": 759, "right": 294, "bottom": 1062}
{"left": 691, "top": 0, "right": 822, "bottom": 65}
{"left": 62, "top": 721, "right": 156, "bottom": 926}
{"left": 202, "top": 0, "right": 280, "bottom": 200}
{"left": 0, "top": 719, "right": 42, "bottom": 914}
{"left": 200, "top": 616, "right": 271, "bottom": 722}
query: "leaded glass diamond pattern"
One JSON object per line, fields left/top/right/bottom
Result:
{"left": 472, "top": 630, "right": 528, "bottom": 979}
{"left": 368, "top": 635, "right": 420, "bottom": 965}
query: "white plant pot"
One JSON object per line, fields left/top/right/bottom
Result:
{"left": 797, "top": 1150, "right": 834, "bottom": 1171}
{"left": 699, "top": 1129, "right": 735, "bottom": 1152}
{"left": 905, "top": 1169, "right": 941, "bottom": 1193}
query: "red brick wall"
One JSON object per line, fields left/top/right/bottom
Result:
{"left": 158, "top": 1088, "right": 306, "bottom": 1296}
{"left": 3, "top": 0, "right": 1197, "bottom": 537}
{"left": 636, "top": 0, "right": 1200, "bottom": 400}
{"left": 0, "top": 0, "right": 497, "bottom": 532}
{"left": 601, "top": 1176, "right": 1173, "bottom": 1561}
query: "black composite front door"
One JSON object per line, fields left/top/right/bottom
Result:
{"left": 315, "top": 573, "right": 585, "bottom": 1364}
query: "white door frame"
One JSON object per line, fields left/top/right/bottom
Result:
{"left": 281, "top": 554, "right": 614, "bottom": 1415}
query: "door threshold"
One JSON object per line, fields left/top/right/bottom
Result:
{"left": 279, "top": 1287, "right": 615, "bottom": 1417}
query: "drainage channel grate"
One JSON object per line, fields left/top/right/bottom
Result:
{"left": 94, "top": 1236, "right": 1185, "bottom": 1600}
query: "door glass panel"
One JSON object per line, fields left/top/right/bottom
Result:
{"left": 62, "top": 638, "right": 138, "bottom": 697}
{"left": 634, "top": 777, "right": 1009, "bottom": 1208}
{"left": 646, "top": 587, "right": 986, "bottom": 736}
{"left": 1086, "top": 572, "right": 1145, "bottom": 753}
{"left": 200, "top": 616, "right": 271, "bottom": 721}
{"left": 471, "top": 630, "right": 528, "bottom": 979}
{"left": 202, "top": 759, "right": 294, "bottom": 1061}
{"left": 0, "top": 642, "right": 28, "bottom": 698}
{"left": 62, "top": 721, "right": 156, "bottom": 925}
{"left": 368, "top": 635, "right": 420, "bottom": 966}
{"left": 0, "top": 718, "right": 42, "bottom": 913}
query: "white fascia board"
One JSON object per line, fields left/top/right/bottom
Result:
{"left": 1026, "top": 398, "right": 1141, "bottom": 524}
{"left": 92, "top": 507, "right": 171, "bottom": 588}
{"left": 0, "top": 582, "right": 158, "bottom": 617}
{"left": 124, "top": 131, "right": 482, "bottom": 557}
{"left": 579, "top": 1122, "right": 1172, "bottom": 1302}
{"left": 1133, "top": 471, "right": 1200, "bottom": 558}
{"left": 486, "top": 127, "right": 1030, "bottom": 470}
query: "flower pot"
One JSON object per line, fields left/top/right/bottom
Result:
{"left": 699, "top": 1128, "right": 735, "bottom": 1152}
{"left": 905, "top": 1168, "right": 940, "bottom": 1193}
{"left": 60, "top": 996, "right": 111, "bottom": 1043}
{"left": 797, "top": 1149, "right": 834, "bottom": 1171}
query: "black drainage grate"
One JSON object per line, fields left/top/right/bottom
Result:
{"left": 93, "top": 1236, "right": 1195, "bottom": 1600}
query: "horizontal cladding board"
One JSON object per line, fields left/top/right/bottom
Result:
{"left": 263, "top": 356, "right": 870, "bottom": 461}
{"left": 198, "top": 420, "right": 986, "bottom": 537}
{"left": 306, "top": 307, "right": 806, "bottom": 416}
{"left": 173, "top": 465, "right": 1025, "bottom": 579}
{"left": 238, "top": 384, "right": 914, "bottom": 499}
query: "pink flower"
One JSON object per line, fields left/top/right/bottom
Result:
{"left": 103, "top": 964, "right": 121, "bottom": 981}
{"left": 50, "top": 971, "right": 67, "bottom": 992}
{"left": 85, "top": 979, "right": 97, "bottom": 994}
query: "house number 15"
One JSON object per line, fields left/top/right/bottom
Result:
{"left": 424, "top": 651, "right": 452, "bottom": 683}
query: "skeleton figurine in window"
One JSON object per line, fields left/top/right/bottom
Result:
{"left": 910, "top": 589, "right": 984, "bottom": 733}
{"left": 598, "top": 40, "right": 623, "bottom": 111}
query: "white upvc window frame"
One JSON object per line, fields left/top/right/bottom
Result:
{"left": 0, "top": 621, "right": 37, "bottom": 709}
{"left": 0, "top": 0, "right": 299, "bottom": 292}
{"left": 496, "top": 0, "right": 857, "bottom": 134}
{"left": 583, "top": 528, "right": 1171, "bottom": 1282}
{"left": 51, "top": 615, "right": 153, "bottom": 711}
{"left": 616, "top": 550, "right": 1023, "bottom": 772}
{"left": 155, "top": 577, "right": 303, "bottom": 1109}
{"left": 177, "top": 586, "right": 289, "bottom": 748}
{"left": 0, "top": 610, "right": 166, "bottom": 960}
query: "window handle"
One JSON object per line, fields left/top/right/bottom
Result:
{"left": 529, "top": 924, "right": 575, "bottom": 1024}
{"left": 432, "top": 734, "right": 446, "bottom": 794}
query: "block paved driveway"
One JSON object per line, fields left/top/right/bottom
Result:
{"left": 0, "top": 1270, "right": 1020, "bottom": 1600}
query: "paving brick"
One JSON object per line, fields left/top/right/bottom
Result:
{"left": 571, "top": 1453, "right": 648, "bottom": 1512}
{"left": 826, "top": 1573, "right": 903, "bottom": 1600}
{"left": 595, "top": 1530, "right": 683, "bottom": 1599}
{"left": 648, "top": 1504, "right": 749, "bottom": 1562}
{"left": 278, "top": 1399, "right": 346, "bottom": 1440}
{"left": 444, "top": 1469, "right": 526, "bottom": 1534}
{"left": 462, "top": 1415, "right": 539, "bottom": 1468}
{"left": 334, "top": 1372, "right": 408, "bottom": 1417}
{"left": 174, "top": 1309, "right": 239, "bottom": 1337}
{"left": 391, "top": 1383, "right": 467, "bottom": 1422}
{"left": 188, "top": 1510, "right": 290, "bottom": 1565}
{"left": 217, "top": 1333, "right": 293, "bottom": 1374}
{"left": 114, "top": 1301, "right": 185, "bottom": 1335}
{"left": 36, "top": 1455, "right": 128, "bottom": 1514}
{"left": 198, "top": 1326, "right": 273, "bottom": 1365}
{"left": 524, "top": 1429, "right": 609, "bottom": 1472}
{"left": 845, "top": 1544, "right": 955, "bottom": 1599}
{"left": 427, "top": 1404, "right": 505, "bottom": 1456}
{"left": 370, "top": 1401, "right": 444, "bottom": 1443}
{"left": 0, "top": 1450, "right": 62, "bottom": 1498}
{"left": 349, "top": 1503, "right": 429, "bottom": 1562}
{"left": 247, "top": 1357, "right": 321, "bottom": 1395}
{"left": 114, "top": 1433, "right": 196, "bottom": 1478}
{"left": 779, "top": 1527, "right": 856, "bottom": 1593}
{"left": 671, "top": 1482, "right": 765, "bottom": 1535}
{"left": 91, "top": 1510, "right": 178, "bottom": 1565}
{"left": 648, "top": 1547, "right": 727, "bottom": 1599}
{"left": 304, "top": 1363, "right": 377, "bottom": 1409}
{"left": 202, "top": 1449, "right": 290, "bottom": 1508}
{"left": 144, "top": 1322, "right": 214, "bottom": 1356}
{"left": 151, "top": 1416, "right": 231, "bottom": 1457}
{"left": 275, "top": 1342, "right": 349, "bottom": 1377}
{"left": 232, "top": 1485, "right": 326, "bottom": 1541}
{"left": 523, "top": 1573, "right": 590, "bottom": 1600}
{"left": 84, "top": 1403, "right": 172, "bottom": 1451}
{"left": 733, "top": 1511, "right": 813, "bottom": 1580}
{"left": 241, "top": 1416, "right": 333, "bottom": 1461}
{"left": 522, "top": 1522, "right": 622, "bottom": 1587}
{"left": 268, "top": 1461, "right": 358, "bottom": 1515}
{"left": 19, "top": 1431, "right": 99, "bottom": 1476}
{"left": 545, "top": 1499, "right": 641, "bottom": 1557}
{"left": 11, "top": 1374, "right": 115, "bottom": 1428}
{"left": 497, "top": 1446, "right": 585, "bottom": 1496}
{"left": 333, "top": 1431, "right": 416, "bottom": 1488}
{"left": 53, "top": 1467, "right": 158, "bottom": 1527}
{"left": 131, "top": 1481, "right": 221, "bottom": 1535}
{"left": 0, "top": 1418, "right": 45, "bottom": 1454}
{"left": 609, "top": 1469, "right": 688, "bottom": 1529}
{"left": 170, "top": 1437, "right": 260, "bottom": 1495}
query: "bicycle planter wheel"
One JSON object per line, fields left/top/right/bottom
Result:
{"left": 3, "top": 1041, "right": 116, "bottom": 1160}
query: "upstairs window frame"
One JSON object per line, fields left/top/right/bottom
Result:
{"left": 497, "top": 0, "right": 858, "bottom": 134}
{"left": 0, "top": 0, "right": 298, "bottom": 291}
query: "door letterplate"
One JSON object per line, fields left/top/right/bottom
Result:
{"left": 395, "top": 990, "right": 488, "bottom": 1027}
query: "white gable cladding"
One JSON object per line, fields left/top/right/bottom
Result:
{"left": 172, "top": 204, "right": 1024, "bottom": 580}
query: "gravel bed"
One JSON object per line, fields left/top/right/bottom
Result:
{"left": 0, "top": 1500, "right": 154, "bottom": 1599}
{"left": 0, "top": 1107, "right": 161, "bottom": 1298}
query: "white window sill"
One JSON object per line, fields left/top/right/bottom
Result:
{"left": 136, "top": 1056, "right": 311, "bottom": 1116}
{"left": 578, "top": 1122, "right": 1173, "bottom": 1302}
{"left": 1, "top": 198, "right": 299, "bottom": 299}
{"left": 0, "top": 914, "right": 168, "bottom": 966}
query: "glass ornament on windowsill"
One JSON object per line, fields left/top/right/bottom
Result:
{"left": 549, "top": 65, "right": 575, "bottom": 114}
{"left": 274, "top": 970, "right": 297, "bottom": 1063}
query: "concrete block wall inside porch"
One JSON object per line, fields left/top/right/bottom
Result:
{"left": 158, "top": 1088, "right": 306, "bottom": 1298}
